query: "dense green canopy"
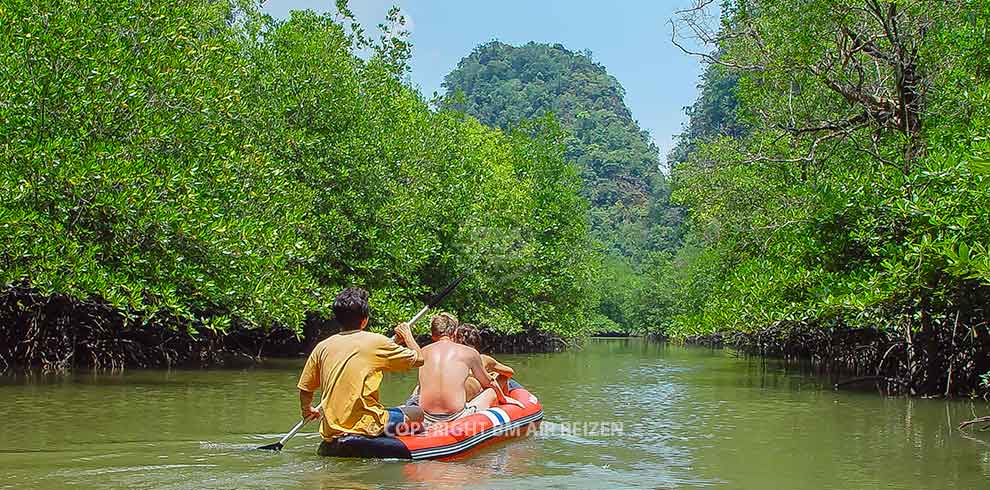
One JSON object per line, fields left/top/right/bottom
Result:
{"left": 0, "top": 0, "right": 603, "bottom": 345}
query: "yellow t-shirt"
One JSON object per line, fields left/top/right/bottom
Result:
{"left": 297, "top": 329, "right": 423, "bottom": 441}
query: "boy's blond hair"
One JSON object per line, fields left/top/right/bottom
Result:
{"left": 430, "top": 312, "right": 459, "bottom": 338}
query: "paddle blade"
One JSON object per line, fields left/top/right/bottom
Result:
{"left": 258, "top": 417, "right": 308, "bottom": 451}
{"left": 427, "top": 274, "right": 466, "bottom": 308}
{"left": 257, "top": 442, "right": 284, "bottom": 451}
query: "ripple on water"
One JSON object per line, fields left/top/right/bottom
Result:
{"left": 3, "top": 340, "right": 989, "bottom": 490}
{"left": 60, "top": 463, "right": 219, "bottom": 477}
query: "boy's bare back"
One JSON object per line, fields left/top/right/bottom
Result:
{"left": 418, "top": 340, "right": 489, "bottom": 415}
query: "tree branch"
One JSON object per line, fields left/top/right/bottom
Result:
{"left": 668, "top": 19, "right": 763, "bottom": 71}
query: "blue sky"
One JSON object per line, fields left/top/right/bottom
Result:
{"left": 261, "top": 1, "right": 708, "bottom": 164}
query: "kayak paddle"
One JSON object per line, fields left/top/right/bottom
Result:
{"left": 405, "top": 274, "right": 467, "bottom": 328}
{"left": 257, "top": 274, "right": 466, "bottom": 451}
{"left": 257, "top": 417, "right": 308, "bottom": 451}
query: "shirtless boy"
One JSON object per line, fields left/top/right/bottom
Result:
{"left": 416, "top": 318, "right": 521, "bottom": 425}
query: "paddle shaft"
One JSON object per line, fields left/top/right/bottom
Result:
{"left": 279, "top": 418, "right": 307, "bottom": 446}
{"left": 408, "top": 304, "right": 431, "bottom": 327}
{"left": 393, "top": 274, "right": 465, "bottom": 342}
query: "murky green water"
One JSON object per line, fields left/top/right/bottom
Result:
{"left": 1, "top": 338, "right": 988, "bottom": 489}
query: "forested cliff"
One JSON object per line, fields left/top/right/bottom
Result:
{"left": 442, "top": 41, "right": 681, "bottom": 330}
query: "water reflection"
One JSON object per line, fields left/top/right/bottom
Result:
{"left": 0, "top": 339, "right": 988, "bottom": 489}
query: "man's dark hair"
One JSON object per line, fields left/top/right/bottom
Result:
{"left": 333, "top": 287, "right": 370, "bottom": 330}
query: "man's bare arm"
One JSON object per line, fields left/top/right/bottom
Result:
{"left": 394, "top": 322, "right": 422, "bottom": 356}
{"left": 299, "top": 389, "right": 321, "bottom": 422}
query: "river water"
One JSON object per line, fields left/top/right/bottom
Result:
{"left": 1, "top": 338, "right": 988, "bottom": 489}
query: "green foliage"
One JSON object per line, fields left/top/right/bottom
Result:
{"left": 441, "top": 41, "right": 681, "bottom": 331}
{"left": 652, "top": 0, "right": 990, "bottom": 344}
{"left": 0, "top": 0, "right": 600, "bottom": 339}
{"left": 441, "top": 41, "right": 675, "bottom": 258}
{"left": 668, "top": 63, "right": 744, "bottom": 167}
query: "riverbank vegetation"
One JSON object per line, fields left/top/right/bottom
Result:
{"left": 6, "top": 0, "right": 988, "bottom": 399}
{"left": 0, "top": 0, "right": 603, "bottom": 371}
{"left": 649, "top": 0, "right": 990, "bottom": 397}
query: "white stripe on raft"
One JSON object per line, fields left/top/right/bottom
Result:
{"left": 409, "top": 411, "right": 544, "bottom": 459}
{"left": 481, "top": 409, "right": 501, "bottom": 427}
{"left": 410, "top": 415, "right": 538, "bottom": 459}
{"left": 490, "top": 407, "right": 509, "bottom": 424}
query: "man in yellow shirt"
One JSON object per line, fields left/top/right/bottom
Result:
{"left": 297, "top": 287, "right": 424, "bottom": 450}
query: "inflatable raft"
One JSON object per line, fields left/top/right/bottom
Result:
{"left": 318, "top": 380, "right": 543, "bottom": 460}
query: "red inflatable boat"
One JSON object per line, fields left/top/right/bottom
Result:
{"left": 318, "top": 380, "right": 543, "bottom": 460}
